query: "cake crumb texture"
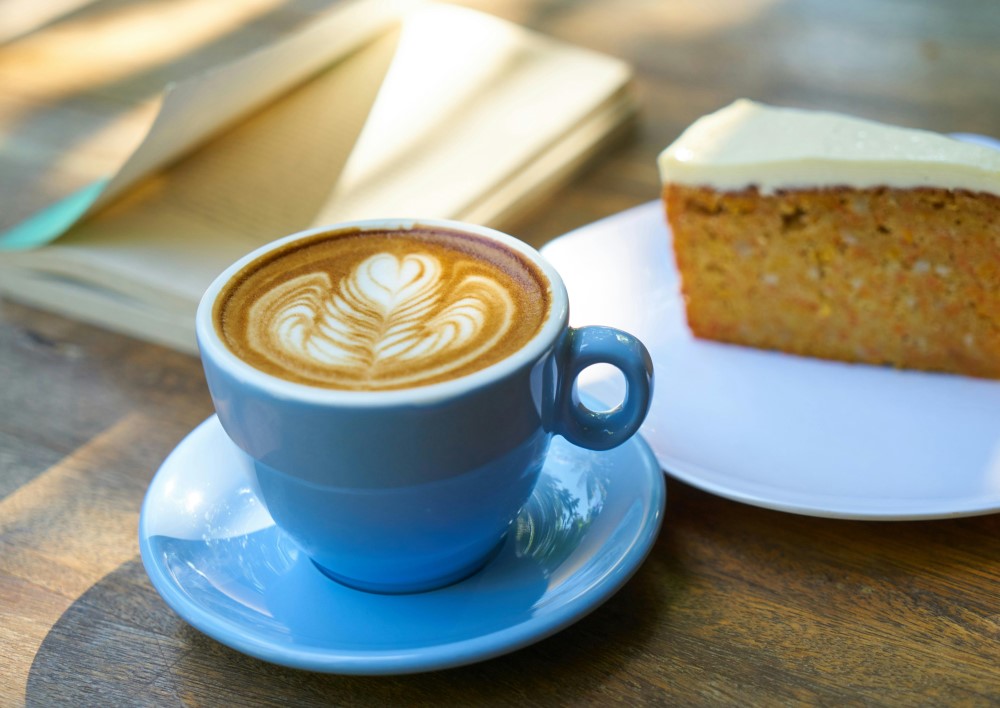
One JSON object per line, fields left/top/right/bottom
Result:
{"left": 665, "top": 184, "right": 1000, "bottom": 378}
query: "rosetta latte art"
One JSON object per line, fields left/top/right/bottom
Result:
{"left": 246, "top": 252, "right": 516, "bottom": 389}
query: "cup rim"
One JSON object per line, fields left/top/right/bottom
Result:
{"left": 195, "top": 217, "right": 570, "bottom": 407}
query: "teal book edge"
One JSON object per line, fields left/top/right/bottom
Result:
{"left": 0, "top": 181, "right": 107, "bottom": 251}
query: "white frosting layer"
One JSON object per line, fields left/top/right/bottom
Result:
{"left": 658, "top": 99, "right": 1000, "bottom": 195}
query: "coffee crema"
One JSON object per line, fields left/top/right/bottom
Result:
{"left": 214, "top": 227, "right": 551, "bottom": 390}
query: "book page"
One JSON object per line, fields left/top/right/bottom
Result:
{"left": 41, "top": 25, "right": 402, "bottom": 304}
{"left": 41, "top": 3, "right": 630, "bottom": 282}
{"left": 0, "top": 0, "right": 415, "bottom": 248}
{"left": 319, "top": 5, "right": 632, "bottom": 224}
{"left": 91, "top": 0, "right": 416, "bottom": 212}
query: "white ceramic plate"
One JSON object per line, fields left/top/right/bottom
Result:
{"left": 543, "top": 199, "right": 1000, "bottom": 520}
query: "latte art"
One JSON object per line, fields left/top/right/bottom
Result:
{"left": 215, "top": 227, "right": 550, "bottom": 390}
{"left": 248, "top": 253, "right": 515, "bottom": 389}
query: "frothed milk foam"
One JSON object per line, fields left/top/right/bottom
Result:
{"left": 215, "top": 226, "right": 551, "bottom": 390}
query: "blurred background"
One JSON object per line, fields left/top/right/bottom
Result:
{"left": 2, "top": 0, "right": 998, "bottom": 244}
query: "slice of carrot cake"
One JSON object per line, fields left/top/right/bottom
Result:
{"left": 659, "top": 99, "right": 1000, "bottom": 378}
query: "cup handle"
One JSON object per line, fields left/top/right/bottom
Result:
{"left": 552, "top": 326, "right": 654, "bottom": 451}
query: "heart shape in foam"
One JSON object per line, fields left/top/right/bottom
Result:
{"left": 246, "top": 252, "right": 516, "bottom": 389}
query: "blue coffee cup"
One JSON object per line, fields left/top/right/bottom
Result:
{"left": 196, "top": 218, "right": 653, "bottom": 593}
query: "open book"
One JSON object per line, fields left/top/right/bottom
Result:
{"left": 0, "top": 2, "right": 634, "bottom": 352}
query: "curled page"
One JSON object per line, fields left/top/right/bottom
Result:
{"left": 0, "top": 0, "right": 415, "bottom": 251}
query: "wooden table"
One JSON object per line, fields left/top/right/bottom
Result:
{"left": 3, "top": 0, "right": 999, "bottom": 704}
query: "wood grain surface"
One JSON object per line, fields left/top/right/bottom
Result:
{"left": 2, "top": 0, "right": 999, "bottom": 705}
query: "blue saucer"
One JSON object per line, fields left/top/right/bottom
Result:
{"left": 139, "top": 414, "right": 665, "bottom": 674}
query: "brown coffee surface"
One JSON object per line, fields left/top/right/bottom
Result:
{"left": 214, "top": 226, "right": 551, "bottom": 390}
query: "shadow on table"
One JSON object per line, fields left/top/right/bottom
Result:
{"left": 25, "top": 549, "right": 670, "bottom": 706}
